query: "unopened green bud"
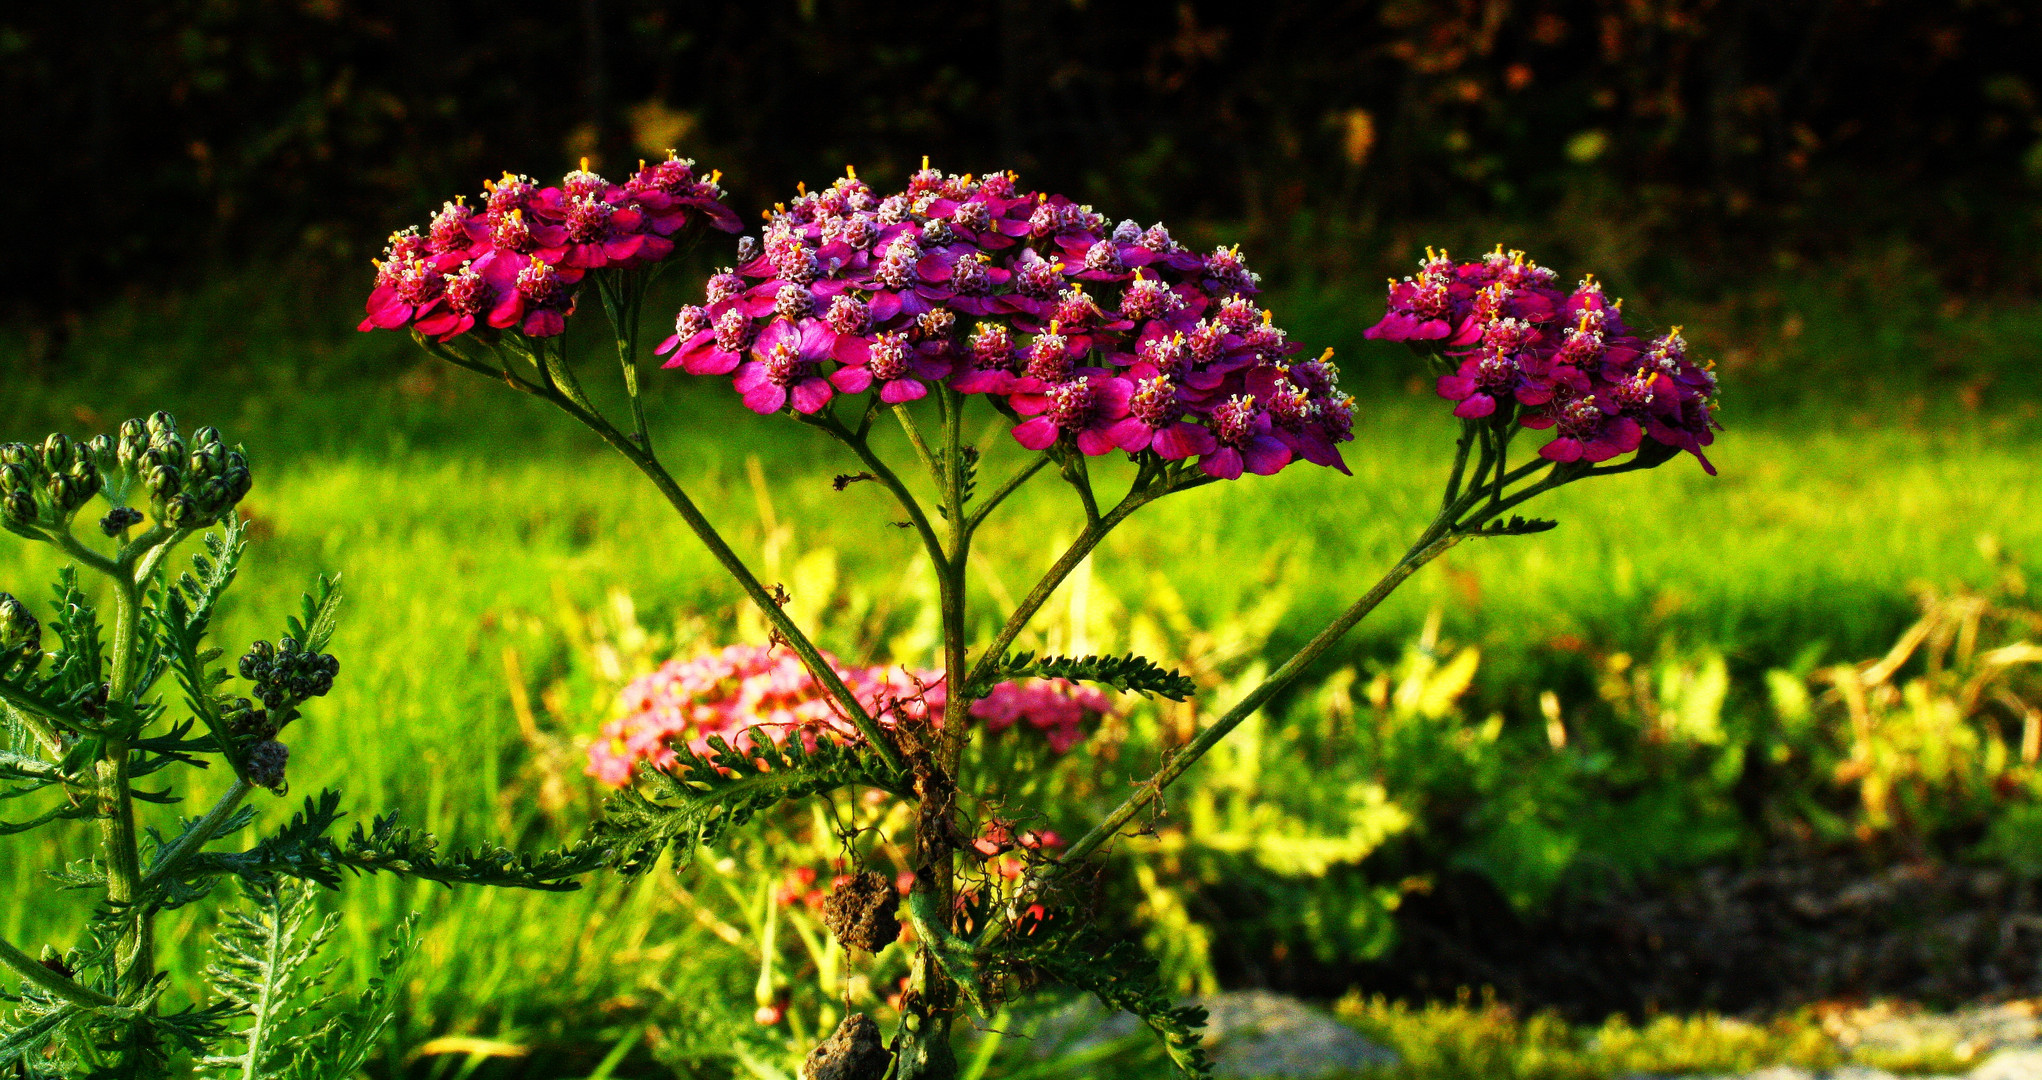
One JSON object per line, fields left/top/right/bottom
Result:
{"left": 0, "top": 444, "right": 30, "bottom": 468}
{"left": 0, "top": 593, "right": 36, "bottom": 646}
{"left": 83, "top": 435, "right": 114, "bottom": 468}
{"left": 39, "top": 435, "right": 72, "bottom": 472}
{"left": 162, "top": 494, "right": 197, "bottom": 528}
{"left": 192, "top": 426, "right": 222, "bottom": 449}
{"left": 146, "top": 412, "right": 177, "bottom": 443}
{"left": 63, "top": 461, "right": 102, "bottom": 508}
{"left": 0, "top": 592, "right": 40, "bottom": 676}
{"left": 3, "top": 491, "right": 36, "bottom": 526}
{"left": 197, "top": 478, "right": 230, "bottom": 513}
{"left": 117, "top": 420, "right": 148, "bottom": 468}
{"left": 189, "top": 447, "right": 224, "bottom": 480}
{"left": 0, "top": 464, "right": 27, "bottom": 495}
{"left": 225, "top": 468, "right": 252, "bottom": 503}
{"left": 145, "top": 465, "right": 182, "bottom": 500}
{"left": 155, "top": 435, "right": 186, "bottom": 463}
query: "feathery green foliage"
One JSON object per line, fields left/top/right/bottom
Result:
{"left": 594, "top": 733, "right": 909, "bottom": 875}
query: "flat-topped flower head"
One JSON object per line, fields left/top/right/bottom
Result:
{"left": 654, "top": 164, "right": 1342, "bottom": 479}
{"left": 1382, "top": 244, "right": 1720, "bottom": 474}
{"left": 360, "top": 157, "right": 737, "bottom": 342}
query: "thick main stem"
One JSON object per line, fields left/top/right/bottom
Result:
{"left": 100, "top": 576, "right": 148, "bottom": 999}
{"left": 898, "top": 391, "right": 973, "bottom": 1080}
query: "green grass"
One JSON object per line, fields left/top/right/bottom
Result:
{"left": 3, "top": 268, "right": 2041, "bottom": 1076}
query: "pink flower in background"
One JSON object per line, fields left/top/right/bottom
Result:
{"left": 586, "top": 647, "right": 1114, "bottom": 786}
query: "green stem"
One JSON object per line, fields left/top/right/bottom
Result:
{"left": 1049, "top": 447, "right": 1566, "bottom": 883}
{"left": 595, "top": 273, "right": 653, "bottom": 450}
{"left": 142, "top": 777, "right": 251, "bottom": 889}
{"left": 0, "top": 933, "right": 117, "bottom": 1008}
{"left": 448, "top": 361, "right": 906, "bottom": 775}
{"left": 1442, "top": 421, "right": 1476, "bottom": 510}
{"left": 95, "top": 741, "right": 147, "bottom": 998}
{"left": 893, "top": 405, "right": 943, "bottom": 488}
{"left": 1055, "top": 526, "right": 1460, "bottom": 869}
{"left": 962, "top": 456, "right": 1048, "bottom": 538}
{"left": 808, "top": 414, "right": 947, "bottom": 572}
{"left": 962, "top": 473, "right": 1176, "bottom": 693}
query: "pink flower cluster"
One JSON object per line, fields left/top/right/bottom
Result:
{"left": 658, "top": 164, "right": 1355, "bottom": 480}
{"left": 1365, "top": 246, "right": 1720, "bottom": 474}
{"left": 585, "top": 645, "right": 1112, "bottom": 785}
{"left": 968, "top": 679, "right": 1111, "bottom": 755}
{"left": 359, "top": 155, "right": 742, "bottom": 341}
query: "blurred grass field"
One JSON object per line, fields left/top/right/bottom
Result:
{"left": 2, "top": 266, "right": 2040, "bottom": 1077}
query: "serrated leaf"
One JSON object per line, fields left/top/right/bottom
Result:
{"left": 979, "top": 652, "right": 1199, "bottom": 701}
{"left": 1008, "top": 927, "right": 1213, "bottom": 1077}
{"left": 591, "top": 735, "right": 908, "bottom": 875}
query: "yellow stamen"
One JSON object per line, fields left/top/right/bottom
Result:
{"left": 846, "top": 164, "right": 858, "bottom": 179}
{"left": 638, "top": 159, "right": 647, "bottom": 171}
{"left": 1262, "top": 310, "right": 1274, "bottom": 326}
{"left": 1669, "top": 324, "right": 1683, "bottom": 337}
{"left": 579, "top": 156, "right": 590, "bottom": 173}
{"left": 1319, "top": 347, "right": 1336, "bottom": 362}
{"left": 709, "top": 169, "right": 722, "bottom": 185}
{"left": 1049, "top": 319, "right": 1061, "bottom": 333}
{"left": 921, "top": 154, "right": 931, "bottom": 171}
{"left": 1612, "top": 297, "right": 1624, "bottom": 311}
{"left": 1578, "top": 312, "right": 1592, "bottom": 332}
{"left": 797, "top": 181, "right": 807, "bottom": 195}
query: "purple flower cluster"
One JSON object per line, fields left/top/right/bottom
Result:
{"left": 659, "top": 164, "right": 1355, "bottom": 479}
{"left": 1365, "top": 247, "right": 1719, "bottom": 474}
{"left": 360, "top": 155, "right": 742, "bottom": 340}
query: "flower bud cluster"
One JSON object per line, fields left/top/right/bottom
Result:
{"left": 0, "top": 592, "right": 42, "bottom": 679}
{"left": 238, "top": 638, "right": 341, "bottom": 711}
{"left": 359, "top": 154, "right": 743, "bottom": 341}
{"left": 585, "top": 644, "right": 1110, "bottom": 785}
{"left": 1, "top": 413, "right": 250, "bottom": 534}
{"left": 657, "top": 164, "right": 1354, "bottom": 480}
{"left": 1366, "top": 246, "right": 1720, "bottom": 473}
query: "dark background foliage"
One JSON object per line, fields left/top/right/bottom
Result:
{"left": 6, "top": 0, "right": 2040, "bottom": 361}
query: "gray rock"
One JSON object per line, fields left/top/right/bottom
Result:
{"left": 1200, "top": 990, "right": 1399, "bottom": 1079}
{"left": 1023, "top": 990, "right": 1396, "bottom": 1079}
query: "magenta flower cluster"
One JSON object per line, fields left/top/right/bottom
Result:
{"left": 1365, "top": 247, "right": 1720, "bottom": 473}
{"left": 658, "top": 164, "right": 1356, "bottom": 480}
{"left": 360, "top": 155, "right": 742, "bottom": 340}
{"left": 586, "top": 645, "right": 1111, "bottom": 785}
{"left": 968, "top": 679, "right": 1112, "bottom": 755}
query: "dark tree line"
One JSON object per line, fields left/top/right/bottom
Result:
{"left": 4, "top": 0, "right": 2038, "bottom": 356}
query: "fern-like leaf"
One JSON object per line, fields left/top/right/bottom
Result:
{"left": 199, "top": 878, "right": 339, "bottom": 1079}
{"left": 977, "top": 652, "right": 1198, "bottom": 701}
{"left": 1009, "top": 927, "right": 1213, "bottom": 1078}
{"left": 592, "top": 734, "right": 908, "bottom": 875}
{"left": 177, "top": 789, "right": 599, "bottom": 892}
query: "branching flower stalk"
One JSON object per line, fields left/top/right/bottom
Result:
{"left": 365, "top": 160, "right": 1720, "bottom": 1078}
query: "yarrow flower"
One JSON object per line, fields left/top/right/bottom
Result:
{"left": 358, "top": 154, "right": 741, "bottom": 341}
{"left": 658, "top": 161, "right": 1354, "bottom": 480}
{"left": 1367, "top": 246, "right": 1720, "bottom": 473}
{"left": 585, "top": 646, "right": 1111, "bottom": 785}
